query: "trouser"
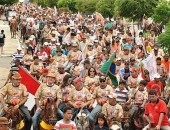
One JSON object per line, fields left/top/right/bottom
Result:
{"left": 0, "top": 105, "right": 32, "bottom": 130}
{"left": 90, "top": 104, "right": 102, "bottom": 121}
{"left": 32, "top": 108, "right": 63, "bottom": 130}
{"left": 19, "top": 105, "right": 32, "bottom": 130}
{"left": 143, "top": 124, "right": 170, "bottom": 130}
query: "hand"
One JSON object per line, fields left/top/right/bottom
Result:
{"left": 73, "top": 103, "right": 79, "bottom": 109}
{"left": 88, "top": 103, "right": 93, "bottom": 109}
{"left": 36, "top": 107, "right": 41, "bottom": 113}
{"left": 3, "top": 106, "right": 9, "bottom": 113}
{"left": 14, "top": 105, "right": 19, "bottom": 110}
{"left": 80, "top": 103, "right": 86, "bottom": 109}
{"left": 155, "top": 125, "right": 160, "bottom": 130}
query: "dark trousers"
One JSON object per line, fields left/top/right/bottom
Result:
{"left": 19, "top": 105, "right": 32, "bottom": 130}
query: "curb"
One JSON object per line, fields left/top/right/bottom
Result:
{"left": 0, "top": 54, "right": 12, "bottom": 57}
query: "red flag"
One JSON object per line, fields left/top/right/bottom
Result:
{"left": 18, "top": 67, "right": 40, "bottom": 95}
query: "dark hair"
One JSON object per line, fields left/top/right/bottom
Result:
{"left": 148, "top": 89, "right": 157, "bottom": 95}
{"left": 95, "top": 113, "right": 108, "bottom": 127}
{"left": 139, "top": 80, "right": 147, "bottom": 86}
{"left": 84, "top": 60, "right": 90, "bottom": 65}
{"left": 27, "top": 47, "right": 33, "bottom": 55}
{"left": 1, "top": 30, "right": 4, "bottom": 33}
{"left": 156, "top": 57, "right": 161, "bottom": 61}
{"left": 63, "top": 106, "right": 72, "bottom": 113}
{"left": 88, "top": 67, "right": 97, "bottom": 76}
{"left": 33, "top": 56, "right": 39, "bottom": 60}
{"left": 119, "top": 80, "right": 126, "bottom": 85}
{"left": 61, "top": 74, "right": 72, "bottom": 89}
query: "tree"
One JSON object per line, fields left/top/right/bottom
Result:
{"left": 76, "top": 0, "right": 99, "bottom": 14}
{"left": 152, "top": 0, "right": 170, "bottom": 25}
{"left": 0, "top": 0, "right": 18, "bottom": 5}
{"left": 96, "top": 0, "right": 115, "bottom": 18}
{"left": 30, "top": 0, "right": 57, "bottom": 7}
{"left": 114, "top": 0, "right": 159, "bottom": 21}
{"left": 157, "top": 21, "right": 170, "bottom": 55}
{"left": 57, "top": 0, "right": 77, "bottom": 13}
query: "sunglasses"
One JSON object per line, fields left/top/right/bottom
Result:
{"left": 90, "top": 70, "right": 95, "bottom": 72}
{"left": 125, "top": 63, "right": 129, "bottom": 65}
{"left": 56, "top": 51, "right": 62, "bottom": 53}
{"left": 100, "top": 80, "right": 105, "bottom": 82}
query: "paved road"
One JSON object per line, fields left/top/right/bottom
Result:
{"left": 0, "top": 15, "right": 18, "bottom": 86}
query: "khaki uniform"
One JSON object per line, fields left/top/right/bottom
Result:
{"left": 56, "top": 72, "right": 68, "bottom": 85}
{"left": 121, "top": 53, "right": 130, "bottom": 61}
{"left": 84, "top": 76, "right": 99, "bottom": 92}
{"left": 30, "top": 63, "right": 44, "bottom": 73}
{"left": 57, "top": 85, "right": 74, "bottom": 102}
{"left": 54, "top": 54, "right": 68, "bottom": 66}
{"left": 92, "top": 85, "right": 113, "bottom": 105}
{"left": 0, "top": 83, "right": 28, "bottom": 104}
{"left": 68, "top": 50, "right": 81, "bottom": 62}
{"left": 22, "top": 54, "right": 33, "bottom": 65}
{"left": 35, "top": 84, "right": 59, "bottom": 106}
{"left": 102, "top": 102, "right": 123, "bottom": 119}
{"left": 94, "top": 45, "right": 102, "bottom": 53}
{"left": 68, "top": 87, "right": 92, "bottom": 105}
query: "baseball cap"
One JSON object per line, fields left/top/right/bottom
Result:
{"left": 108, "top": 93, "right": 117, "bottom": 99}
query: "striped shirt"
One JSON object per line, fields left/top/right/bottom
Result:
{"left": 115, "top": 88, "right": 129, "bottom": 104}
{"left": 13, "top": 52, "right": 24, "bottom": 62}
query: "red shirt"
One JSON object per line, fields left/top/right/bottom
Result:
{"left": 146, "top": 80, "right": 163, "bottom": 96}
{"left": 43, "top": 47, "right": 51, "bottom": 56}
{"left": 145, "top": 99, "right": 169, "bottom": 126}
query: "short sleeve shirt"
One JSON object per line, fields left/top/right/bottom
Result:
{"left": 35, "top": 84, "right": 59, "bottom": 104}
{"left": 145, "top": 99, "right": 169, "bottom": 126}
{"left": 0, "top": 33, "right": 5, "bottom": 43}
{"left": 93, "top": 85, "right": 113, "bottom": 105}
{"left": 68, "top": 87, "right": 92, "bottom": 103}
{"left": 102, "top": 102, "right": 123, "bottom": 120}
{"left": 57, "top": 85, "right": 74, "bottom": 102}
{"left": 0, "top": 83, "right": 28, "bottom": 104}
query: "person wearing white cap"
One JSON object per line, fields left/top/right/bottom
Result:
{"left": 86, "top": 43, "right": 96, "bottom": 63}
{"left": 102, "top": 93, "right": 123, "bottom": 126}
{"left": 43, "top": 42, "right": 51, "bottom": 56}
{"left": 12, "top": 46, "right": 24, "bottom": 62}
{"left": 146, "top": 73, "right": 163, "bottom": 96}
{"left": 89, "top": 76, "right": 114, "bottom": 121}
{"left": 93, "top": 39, "right": 102, "bottom": 54}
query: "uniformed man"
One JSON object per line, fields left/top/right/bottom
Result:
{"left": 32, "top": 72, "right": 63, "bottom": 130}
{"left": 68, "top": 77, "right": 92, "bottom": 120}
{"left": 0, "top": 73, "right": 32, "bottom": 130}
{"left": 90, "top": 76, "right": 114, "bottom": 121}
{"left": 102, "top": 93, "right": 123, "bottom": 126}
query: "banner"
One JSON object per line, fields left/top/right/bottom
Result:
{"left": 142, "top": 54, "right": 157, "bottom": 80}
{"left": 18, "top": 67, "right": 40, "bottom": 95}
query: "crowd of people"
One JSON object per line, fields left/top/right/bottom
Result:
{"left": 0, "top": 2, "right": 170, "bottom": 130}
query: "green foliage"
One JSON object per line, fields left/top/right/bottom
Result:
{"left": 57, "top": 0, "right": 77, "bottom": 13}
{"left": 114, "top": 0, "right": 159, "bottom": 20}
{"left": 152, "top": 1, "right": 170, "bottom": 25}
{"left": 30, "top": 0, "right": 57, "bottom": 7}
{"left": 96, "top": 0, "right": 115, "bottom": 18}
{"left": 76, "top": 0, "right": 99, "bottom": 14}
{"left": 0, "top": 0, "right": 18, "bottom": 5}
{"left": 158, "top": 21, "right": 170, "bottom": 55}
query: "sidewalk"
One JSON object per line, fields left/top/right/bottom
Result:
{"left": 0, "top": 15, "right": 19, "bottom": 56}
